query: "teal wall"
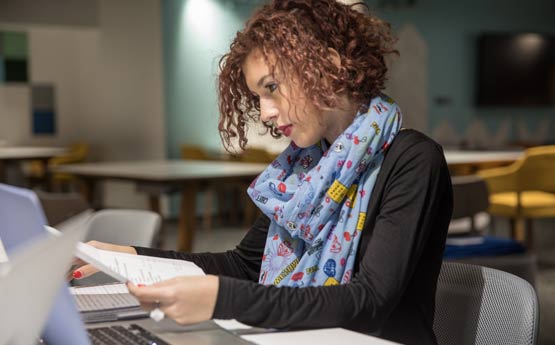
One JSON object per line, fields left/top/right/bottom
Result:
{"left": 163, "top": 0, "right": 253, "bottom": 158}
{"left": 370, "top": 0, "right": 555, "bottom": 138}
{"left": 163, "top": 0, "right": 555, "bottom": 157}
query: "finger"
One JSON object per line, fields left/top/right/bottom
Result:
{"left": 159, "top": 303, "right": 179, "bottom": 320}
{"left": 127, "top": 282, "right": 172, "bottom": 304}
{"left": 139, "top": 302, "right": 158, "bottom": 311}
{"left": 72, "top": 264, "right": 100, "bottom": 280}
{"left": 70, "top": 257, "right": 86, "bottom": 267}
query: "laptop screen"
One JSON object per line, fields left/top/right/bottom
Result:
{"left": 0, "top": 184, "right": 90, "bottom": 344}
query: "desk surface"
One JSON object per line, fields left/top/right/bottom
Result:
{"left": 92, "top": 318, "right": 397, "bottom": 345}
{"left": 87, "top": 318, "right": 251, "bottom": 345}
{"left": 54, "top": 160, "right": 268, "bottom": 182}
{"left": 0, "top": 146, "right": 67, "bottom": 160}
{"left": 443, "top": 150, "right": 522, "bottom": 165}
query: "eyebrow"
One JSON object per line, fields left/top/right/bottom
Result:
{"left": 257, "top": 74, "right": 272, "bottom": 88}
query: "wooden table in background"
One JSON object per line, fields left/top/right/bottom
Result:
{"left": 54, "top": 160, "right": 267, "bottom": 252}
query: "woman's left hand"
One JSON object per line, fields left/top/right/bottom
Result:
{"left": 127, "top": 275, "right": 219, "bottom": 325}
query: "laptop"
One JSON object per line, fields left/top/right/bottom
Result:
{"left": 0, "top": 221, "right": 88, "bottom": 345}
{"left": 0, "top": 184, "right": 249, "bottom": 345}
{"left": 0, "top": 183, "right": 91, "bottom": 344}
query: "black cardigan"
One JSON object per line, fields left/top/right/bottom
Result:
{"left": 135, "top": 129, "right": 453, "bottom": 345}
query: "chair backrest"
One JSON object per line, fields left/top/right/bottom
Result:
{"left": 35, "top": 190, "right": 91, "bottom": 226}
{"left": 181, "top": 144, "right": 211, "bottom": 160}
{"left": 433, "top": 262, "right": 538, "bottom": 345}
{"left": 451, "top": 175, "right": 490, "bottom": 220}
{"left": 239, "top": 147, "right": 275, "bottom": 163}
{"left": 84, "top": 209, "right": 161, "bottom": 247}
{"left": 516, "top": 145, "right": 555, "bottom": 192}
{"left": 50, "top": 142, "right": 89, "bottom": 166}
{"left": 449, "top": 176, "right": 490, "bottom": 234}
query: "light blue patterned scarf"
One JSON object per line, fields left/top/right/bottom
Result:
{"left": 248, "top": 95, "right": 402, "bottom": 287}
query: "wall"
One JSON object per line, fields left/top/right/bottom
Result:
{"left": 370, "top": 0, "right": 555, "bottom": 147}
{"left": 0, "top": 0, "right": 166, "bottom": 209}
{"left": 164, "top": 0, "right": 555, "bottom": 152}
{"left": 0, "top": 0, "right": 98, "bottom": 28}
{"left": 163, "top": 0, "right": 290, "bottom": 159}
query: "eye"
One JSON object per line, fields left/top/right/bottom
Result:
{"left": 265, "top": 82, "right": 278, "bottom": 93}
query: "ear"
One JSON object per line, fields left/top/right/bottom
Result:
{"left": 327, "top": 48, "right": 342, "bottom": 68}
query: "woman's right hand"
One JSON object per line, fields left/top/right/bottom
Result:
{"left": 68, "top": 240, "right": 137, "bottom": 281}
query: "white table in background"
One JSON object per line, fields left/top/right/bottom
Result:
{"left": 443, "top": 150, "right": 523, "bottom": 175}
{"left": 0, "top": 146, "right": 68, "bottom": 184}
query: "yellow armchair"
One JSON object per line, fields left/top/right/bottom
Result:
{"left": 238, "top": 147, "right": 276, "bottom": 164}
{"left": 180, "top": 144, "right": 211, "bottom": 161}
{"left": 477, "top": 145, "right": 555, "bottom": 248}
{"left": 49, "top": 143, "right": 89, "bottom": 188}
{"left": 26, "top": 142, "right": 89, "bottom": 191}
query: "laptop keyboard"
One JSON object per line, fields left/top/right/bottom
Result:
{"left": 88, "top": 324, "right": 170, "bottom": 345}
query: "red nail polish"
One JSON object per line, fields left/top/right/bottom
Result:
{"left": 72, "top": 271, "right": 82, "bottom": 279}
{"left": 137, "top": 284, "right": 145, "bottom": 288}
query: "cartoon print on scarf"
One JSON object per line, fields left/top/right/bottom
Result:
{"left": 248, "top": 95, "right": 402, "bottom": 287}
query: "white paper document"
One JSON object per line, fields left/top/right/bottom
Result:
{"left": 241, "top": 328, "right": 401, "bottom": 345}
{"left": 213, "top": 319, "right": 253, "bottom": 330}
{"left": 76, "top": 242, "right": 205, "bottom": 285}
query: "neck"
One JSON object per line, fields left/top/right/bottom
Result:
{"left": 324, "top": 99, "right": 359, "bottom": 143}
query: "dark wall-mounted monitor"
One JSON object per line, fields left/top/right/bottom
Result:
{"left": 476, "top": 33, "right": 555, "bottom": 107}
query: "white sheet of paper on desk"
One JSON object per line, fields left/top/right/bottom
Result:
{"left": 76, "top": 242, "right": 205, "bottom": 285}
{"left": 241, "top": 328, "right": 401, "bottom": 345}
{"left": 213, "top": 319, "right": 253, "bottom": 330}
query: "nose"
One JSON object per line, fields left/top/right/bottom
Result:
{"left": 259, "top": 98, "right": 279, "bottom": 123}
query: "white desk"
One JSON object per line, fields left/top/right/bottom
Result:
{"left": 0, "top": 146, "right": 67, "bottom": 160}
{"left": 0, "top": 146, "right": 68, "bottom": 183}
{"left": 55, "top": 160, "right": 267, "bottom": 252}
{"left": 94, "top": 318, "right": 398, "bottom": 345}
{"left": 88, "top": 318, "right": 251, "bottom": 344}
{"left": 443, "top": 150, "right": 523, "bottom": 175}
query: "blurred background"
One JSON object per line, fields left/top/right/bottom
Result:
{"left": 0, "top": 0, "right": 554, "bottom": 343}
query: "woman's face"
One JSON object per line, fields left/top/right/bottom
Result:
{"left": 242, "top": 49, "right": 328, "bottom": 148}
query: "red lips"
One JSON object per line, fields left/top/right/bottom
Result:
{"left": 278, "top": 125, "right": 293, "bottom": 137}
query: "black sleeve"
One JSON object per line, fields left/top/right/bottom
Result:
{"left": 212, "top": 141, "right": 451, "bottom": 331}
{"left": 133, "top": 215, "right": 270, "bottom": 281}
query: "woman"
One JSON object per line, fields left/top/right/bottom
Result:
{"left": 74, "top": 1, "right": 452, "bottom": 343}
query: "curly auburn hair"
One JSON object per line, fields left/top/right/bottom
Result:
{"left": 218, "top": 0, "right": 397, "bottom": 151}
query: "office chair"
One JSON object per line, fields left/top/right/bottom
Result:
{"left": 73, "top": 209, "right": 161, "bottom": 286}
{"left": 448, "top": 175, "right": 491, "bottom": 235}
{"left": 35, "top": 189, "right": 91, "bottom": 226}
{"left": 446, "top": 175, "right": 536, "bottom": 286}
{"left": 477, "top": 145, "right": 555, "bottom": 248}
{"left": 27, "top": 142, "right": 90, "bottom": 191}
{"left": 238, "top": 147, "right": 275, "bottom": 164}
{"left": 83, "top": 209, "right": 161, "bottom": 247}
{"left": 433, "top": 262, "right": 539, "bottom": 345}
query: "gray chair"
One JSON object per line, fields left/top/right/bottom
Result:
{"left": 433, "top": 262, "right": 539, "bottom": 345}
{"left": 35, "top": 190, "right": 91, "bottom": 226}
{"left": 448, "top": 175, "right": 537, "bottom": 287}
{"left": 449, "top": 175, "right": 491, "bottom": 234}
{"left": 83, "top": 209, "right": 161, "bottom": 247}
{"left": 73, "top": 209, "right": 161, "bottom": 286}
